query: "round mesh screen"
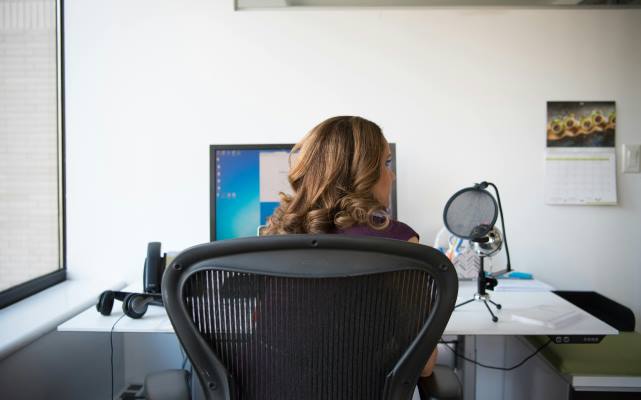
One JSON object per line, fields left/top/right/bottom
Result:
{"left": 443, "top": 187, "right": 497, "bottom": 240}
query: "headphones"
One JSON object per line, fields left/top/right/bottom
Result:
{"left": 97, "top": 242, "right": 171, "bottom": 319}
{"left": 96, "top": 290, "right": 163, "bottom": 319}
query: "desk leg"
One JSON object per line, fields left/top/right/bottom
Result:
{"left": 462, "top": 335, "right": 476, "bottom": 400}
{"left": 475, "top": 336, "right": 508, "bottom": 400}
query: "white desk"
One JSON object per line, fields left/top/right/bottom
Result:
{"left": 57, "top": 280, "right": 619, "bottom": 400}
{"left": 58, "top": 280, "right": 617, "bottom": 336}
{"left": 447, "top": 281, "right": 616, "bottom": 336}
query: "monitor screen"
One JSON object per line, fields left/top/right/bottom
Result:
{"left": 210, "top": 144, "right": 397, "bottom": 241}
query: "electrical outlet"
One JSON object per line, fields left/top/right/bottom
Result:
{"left": 622, "top": 144, "right": 641, "bottom": 173}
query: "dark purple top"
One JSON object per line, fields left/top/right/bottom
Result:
{"left": 335, "top": 219, "right": 419, "bottom": 242}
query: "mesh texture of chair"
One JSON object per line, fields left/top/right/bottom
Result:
{"left": 162, "top": 234, "right": 458, "bottom": 400}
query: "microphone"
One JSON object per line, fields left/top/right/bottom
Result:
{"left": 471, "top": 181, "right": 512, "bottom": 274}
{"left": 471, "top": 227, "right": 503, "bottom": 257}
{"left": 470, "top": 223, "right": 492, "bottom": 240}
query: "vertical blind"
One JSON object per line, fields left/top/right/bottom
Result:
{"left": 0, "top": 0, "right": 62, "bottom": 295}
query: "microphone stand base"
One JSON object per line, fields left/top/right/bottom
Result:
{"left": 455, "top": 293, "right": 502, "bottom": 323}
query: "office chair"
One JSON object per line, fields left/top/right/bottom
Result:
{"left": 158, "top": 235, "right": 458, "bottom": 400}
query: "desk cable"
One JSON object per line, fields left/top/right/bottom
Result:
{"left": 110, "top": 314, "right": 126, "bottom": 400}
{"left": 439, "top": 338, "right": 553, "bottom": 371}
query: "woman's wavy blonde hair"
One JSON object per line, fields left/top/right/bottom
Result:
{"left": 263, "top": 116, "right": 391, "bottom": 235}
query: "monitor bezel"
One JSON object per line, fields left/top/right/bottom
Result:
{"left": 210, "top": 143, "right": 397, "bottom": 241}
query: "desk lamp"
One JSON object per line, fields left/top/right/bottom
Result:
{"left": 443, "top": 181, "right": 512, "bottom": 322}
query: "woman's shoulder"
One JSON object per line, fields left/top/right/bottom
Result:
{"left": 338, "top": 218, "right": 419, "bottom": 242}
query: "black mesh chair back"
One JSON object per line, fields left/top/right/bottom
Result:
{"left": 162, "top": 235, "right": 458, "bottom": 400}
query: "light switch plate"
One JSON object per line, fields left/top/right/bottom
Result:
{"left": 622, "top": 144, "right": 641, "bottom": 173}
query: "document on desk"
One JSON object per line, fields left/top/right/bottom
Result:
{"left": 509, "top": 305, "right": 584, "bottom": 329}
{"left": 495, "top": 279, "right": 554, "bottom": 292}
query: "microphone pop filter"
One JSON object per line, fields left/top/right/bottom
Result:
{"left": 443, "top": 186, "right": 498, "bottom": 240}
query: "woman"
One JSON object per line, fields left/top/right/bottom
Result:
{"left": 264, "top": 115, "right": 437, "bottom": 377}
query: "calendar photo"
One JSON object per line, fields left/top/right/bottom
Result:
{"left": 547, "top": 101, "right": 615, "bottom": 148}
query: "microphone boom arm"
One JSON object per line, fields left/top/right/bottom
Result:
{"left": 485, "top": 181, "right": 512, "bottom": 275}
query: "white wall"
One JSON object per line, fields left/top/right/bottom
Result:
{"left": 64, "top": 1, "right": 641, "bottom": 330}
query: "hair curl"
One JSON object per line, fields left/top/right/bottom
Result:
{"left": 263, "top": 116, "right": 391, "bottom": 235}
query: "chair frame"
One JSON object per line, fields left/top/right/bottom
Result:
{"left": 162, "top": 234, "right": 458, "bottom": 400}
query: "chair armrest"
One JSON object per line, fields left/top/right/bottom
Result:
{"left": 417, "top": 365, "right": 462, "bottom": 400}
{"left": 144, "top": 369, "right": 190, "bottom": 400}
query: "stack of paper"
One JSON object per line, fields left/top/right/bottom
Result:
{"left": 509, "top": 305, "right": 584, "bottom": 329}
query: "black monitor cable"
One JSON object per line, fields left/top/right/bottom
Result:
{"left": 439, "top": 338, "right": 552, "bottom": 371}
{"left": 110, "top": 314, "right": 126, "bottom": 400}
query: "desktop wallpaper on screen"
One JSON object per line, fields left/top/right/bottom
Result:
{"left": 212, "top": 146, "right": 292, "bottom": 241}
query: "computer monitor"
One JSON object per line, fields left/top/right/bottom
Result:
{"left": 210, "top": 143, "right": 397, "bottom": 241}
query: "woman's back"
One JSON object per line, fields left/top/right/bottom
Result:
{"left": 335, "top": 218, "right": 419, "bottom": 242}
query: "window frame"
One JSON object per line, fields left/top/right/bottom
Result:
{"left": 0, "top": 0, "right": 67, "bottom": 309}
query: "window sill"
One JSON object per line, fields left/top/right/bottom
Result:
{"left": 0, "top": 278, "right": 125, "bottom": 360}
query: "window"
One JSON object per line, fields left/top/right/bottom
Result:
{"left": 0, "top": 0, "right": 65, "bottom": 308}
